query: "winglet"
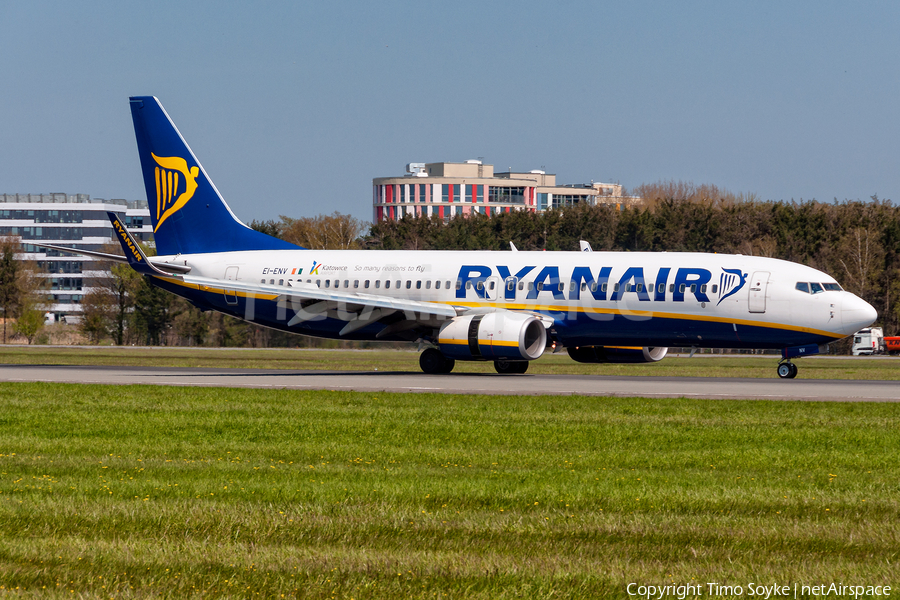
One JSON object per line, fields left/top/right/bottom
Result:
{"left": 107, "top": 212, "right": 173, "bottom": 277}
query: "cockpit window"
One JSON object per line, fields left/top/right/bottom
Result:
{"left": 797, "top": 281, "right": 841, "bottom": 293}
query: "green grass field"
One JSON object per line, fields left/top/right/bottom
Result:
{"left": 0, "top": 382, "right": 898, "bottom": 598}
{"left": 0, "top": 345, "right": 898, "bottom": 379}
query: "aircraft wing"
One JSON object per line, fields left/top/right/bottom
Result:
{"left": 180, "top": 273, "right": 462, "bottom": 336}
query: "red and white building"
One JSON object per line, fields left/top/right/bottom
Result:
{"left": 373, "top": 161, "right": 636, "bottom": 222}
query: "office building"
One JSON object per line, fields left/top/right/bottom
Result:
{"left": 373, "top": 161, "right": 640, "bottom": 222}
{"left": 1, "top": 193, "right": 153, "bottom": 322}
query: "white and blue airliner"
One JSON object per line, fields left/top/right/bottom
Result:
{"left": 42, "top": 97, "right": 877, "bottom": 378}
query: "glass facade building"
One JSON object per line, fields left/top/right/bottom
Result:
{"left": 1, "top": 193, "right": 153, "bottom": 322}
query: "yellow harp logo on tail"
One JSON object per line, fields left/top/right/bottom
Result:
{"left": 151, "top": 153, "right": 200, "bottom": 232}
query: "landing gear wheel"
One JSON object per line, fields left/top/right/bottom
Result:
{"left": 494, "top": 360, "right": 529, "bottom": 374}
{"left": 777, "top": 362, "right": 798, "bottom": 379}
{"left": 420, "top": 348, "right": 454, "bottom": 374}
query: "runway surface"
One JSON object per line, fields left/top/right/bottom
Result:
{"left": 0, "top": 364, "right": 896, "bottom": 402}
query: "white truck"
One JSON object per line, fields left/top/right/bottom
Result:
{"left": 852, "top": 327, "right": 885, "bottom": 355}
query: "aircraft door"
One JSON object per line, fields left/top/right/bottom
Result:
{"left": 503, "top": 276, "right": 518, "bottom": 301}
{"left": 748, "top": 271, "right": 769, "bottom": 313}
{"left": 224, "top": 266, "right": 239, "bottom": 305}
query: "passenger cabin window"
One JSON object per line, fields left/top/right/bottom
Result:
{"left": 385, "top": 281, "right": 391, "bottom": 289}
{"left": 416, "top": 281, "right": 422, "bottom": 289}
{"left": 279, "top": 279, "right": 284, "bottom": 286}
{"left": 364, "top": 280, "right": 370, "bottom": 288}
{"left": 426, "top": 281, "right": 431, "bottom": 289}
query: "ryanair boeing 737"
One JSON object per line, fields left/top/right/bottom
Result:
{"left": 42, "top": 97, "right": 877, "bottom": 378}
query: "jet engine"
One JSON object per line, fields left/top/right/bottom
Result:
{"left": 438, "top": 311, "right": 547, "bottom": 361}
{"left": 567, "top": 346, "right": 668, "bottom": 364}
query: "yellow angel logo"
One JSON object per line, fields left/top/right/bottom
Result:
{"left": 151, "top": 153, "right": 200, "bottom": 232}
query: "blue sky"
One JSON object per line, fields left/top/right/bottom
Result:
{"left": 1, "top": 1, "right": 898, "bottom": 223}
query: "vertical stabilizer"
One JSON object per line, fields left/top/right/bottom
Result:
{"left": 129, "top": 96, "right": 300, "bottom": 255}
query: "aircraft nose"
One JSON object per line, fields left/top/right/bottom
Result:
{"left": 840, "top": 294, "right": 877, "bottom": 335}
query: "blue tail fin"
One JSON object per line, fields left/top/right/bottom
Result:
{"left": 129, "top": 96, "right": 300, "bottom": 255}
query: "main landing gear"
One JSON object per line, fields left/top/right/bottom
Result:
{"left": 777, "top": 360, "right": 798, "bottom": 379}
{"left": 493, "top": 360, "right": 529, "bottom": 374}
{"left": 419, "top": 348, "right": 455, "bottom": 374}
{"left": 418, "top": 349, "right": 530, "bottom": 375}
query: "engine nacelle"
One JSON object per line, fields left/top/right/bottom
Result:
{"left": 567, "top": 346, "right": 668, "bottom": 364}
{"left": 438, "top": 311, "right": 547, "bottom": 361}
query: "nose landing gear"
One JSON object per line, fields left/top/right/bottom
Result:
{"left": 777, "top": 360, "right": 798, "bottom": 379}
{"left": 777, "top": 344, "right": 824, "bottom": 379}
